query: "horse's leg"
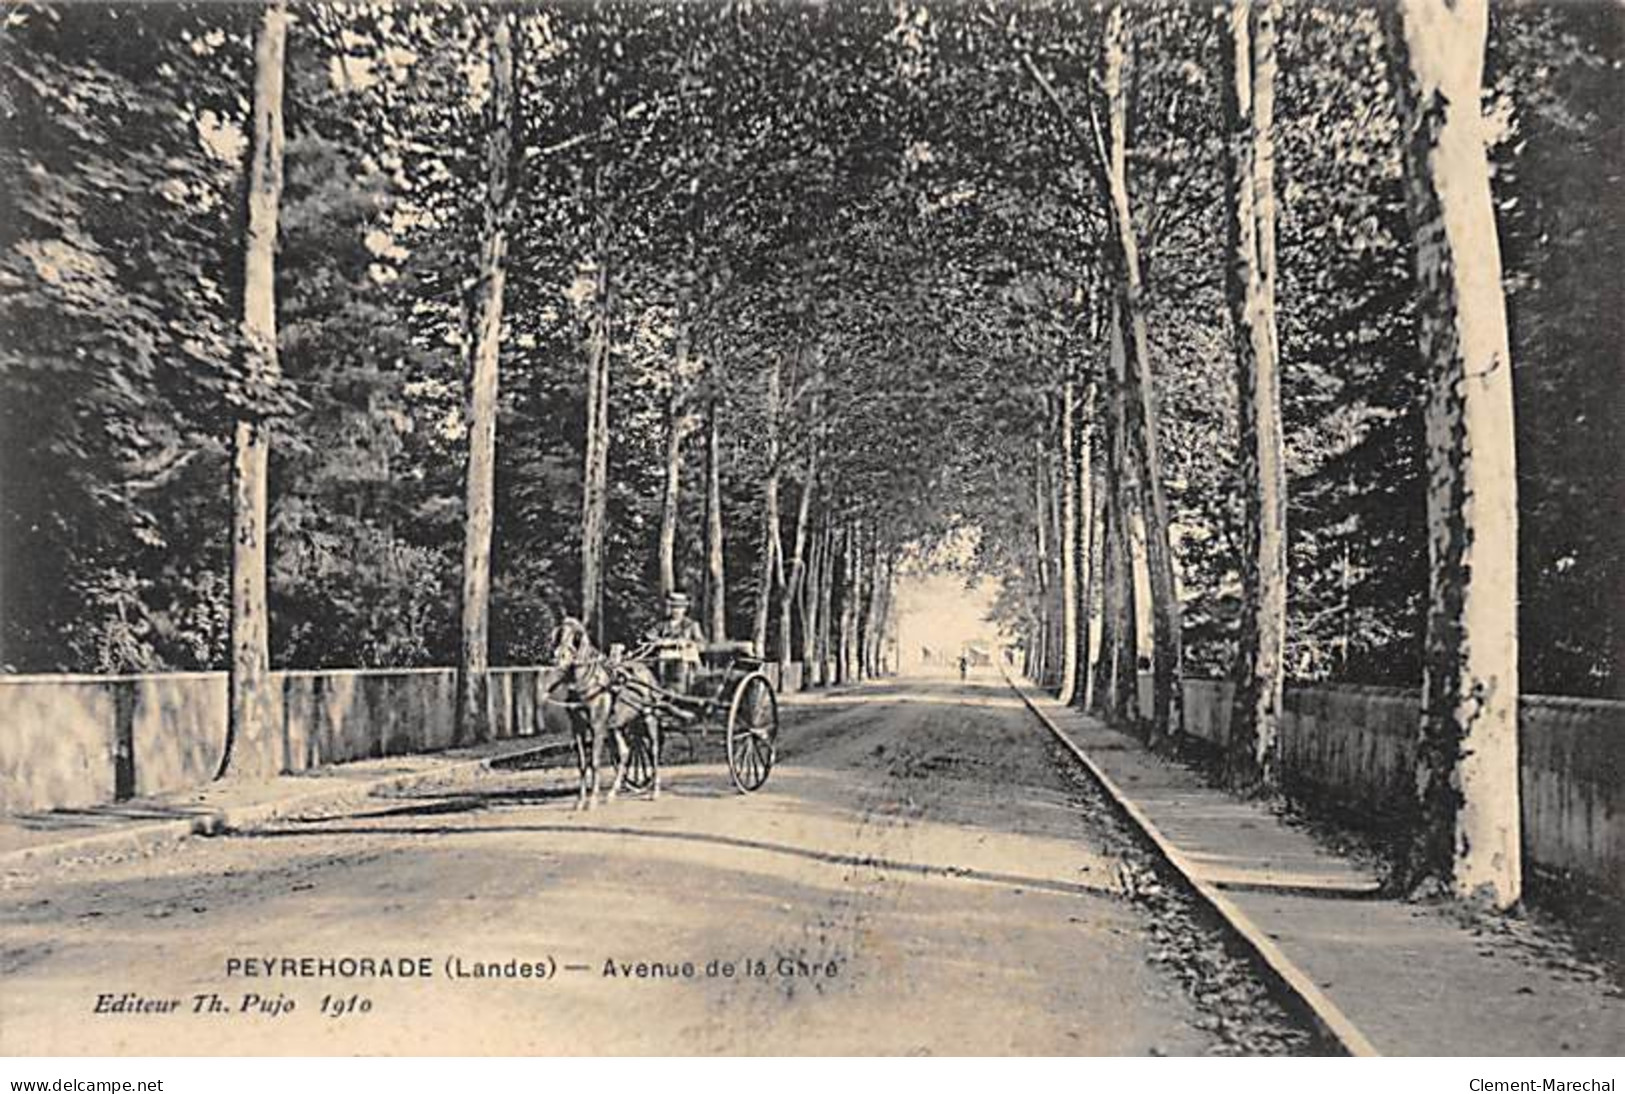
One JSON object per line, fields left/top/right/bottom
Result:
{"left": 584, "top": 700, "right": 605, "bottom": 811}
{"left": 646, "top": 713, "right": 661, "bottom": 801}
{"left": 572, "top": 713, "right": 590, "bottom": 812}
{"left": 607, "top": 715, "right": 631, "bottom": 805}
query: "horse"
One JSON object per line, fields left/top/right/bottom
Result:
{"left": 545, "top": 617, "right": 661, "bottom": 810}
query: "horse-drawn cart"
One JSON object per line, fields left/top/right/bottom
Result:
{"left": 617, "top": 639, "right": 780, "bottom": 794}
{"left": 548, "top": 619, "right": 781, "bottom": 805}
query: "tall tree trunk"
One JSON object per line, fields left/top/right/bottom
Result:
{"left": 1048, "top": 421, "right": 1066, "bottom": 687}
{"left": 581, "top": 186, "right": 613, "bottom": 648}
{"left": 1073, "top": 375, "right": 1098, "bottom": 708}
{"left": 1094, "top": 486, "right": 1120, "bottom": 713}
{"left": 657, "top": 384, "right": 684, "bottom": 602}
{"left": 860, "top": 543, "right": 874, "bottom": 679}
{"left": 782, "top": 351, "right": 821, "bottom": 675}
{"left": 1058, "top": 368, "right": 1080, "bottom": 705}
{"left": 1092, "top": 334, "right": 1123, "bottom": 715}
{"left": 782, "top": 475, "right": 812, "bottom": 673}
{"left": 884, "top": 557, "right": 898, "bottom": 674}
{"left": 870, "top": 550, "right": 894, "bottom": 676}
{"left": 1384, "top": 0, "right": 1521, "bottom": 908}
{"left": 1080, "top": 418, "right": 1102, "bottom": 710}
{"left": 849, "top": 522, "right": 867, "bottom": 681}
{"left": 864, "top": 539, "right": 887, "bottom": 677}
{"left": 800, "top": 509, "right": 823, "bottom": 673}
{"left": 834, "top": 525, "right": 847, "bottom": 683}
{"left": 456, "top": 10, "right": 519, "bottom": 747}
{"left": 877, "top": 555, "right": 890, "bottom": 672}
{"left": 1220, "top": 0, "right": 1287, "bottom": 790}
{"left": 1112, "top": 500, "right": 1142, "bottom": 725}
{"left": 1127, "top": 493, "right": 1155, "bottom": 719}
{"left": 1105, "top": 2, "right": 1183, "bottom": 739}
{"left": 867, "top": 549, "right": 880, "bottom": 679}
{"left": 1101, "top": 300, "right": 1140, "bottom": 723}
{"left": 836, "top": 522, "right": 855, "bottom": 683}
{"left": 812, "top": 523, "right": 825, "bottom": 682}
{"left": 850, "top": 524, "right": 863, "bottom": 681}
{"left": 658, "top": 269, "right": 693, "bottom": 601}
{"left": 881, "top": 558, "right": 894, "bottom": 675}
{"left": 752, "top": 352, "right": 783, "bottom": 658}
{"left": 705, "top": 390, "right": 726, "bottom": 643}
{"left": 1032, "top": 440, "right": 1050, "bottom": 683}
{"left": 221, "top": 2, "right": 287, "bottom": 780}
{"left": 817, "top": 520, "right": 836, "bottom": 683}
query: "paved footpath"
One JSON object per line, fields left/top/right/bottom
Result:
{"left": 1009, "top": 676, "right": 1625, "bottom": 1057}
{"left": 0, "top": 737, "right": 571, "bottom": 872}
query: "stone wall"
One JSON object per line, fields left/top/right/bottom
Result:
{"left": 775, "top": 661, "right": 804, "bottom": 693}
{"left": 8, "top": 664, "right": 1616, "bottom": 896}
{"left": 1, "top": 676, "right": 123, "bottom": 813}
{"left": 0, "top": 667, "right": 562, "bottom": 815}
{"left": 1178, "top": 678, "right": 1624, "bottom": 895}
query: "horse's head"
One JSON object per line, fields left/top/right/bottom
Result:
{"left": 548, "top": 617, "right": 593, "bottom": 670}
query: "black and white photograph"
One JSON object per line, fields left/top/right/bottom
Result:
{"left": 0, "top": 0, "right": 1621, "bottom": 1070}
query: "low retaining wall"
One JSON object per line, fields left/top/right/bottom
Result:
{"left": 774, "top": 661, "right": 804, "bottom": 693}
{"left": 0, "top": 666, "right": 562, "bottom": 815}
{"left": 1178, "top": 678, "right": 1624, "bottom": 896}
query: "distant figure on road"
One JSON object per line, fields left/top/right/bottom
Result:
{"left": 958, "top": 653, "right": 969, "bottom": 681}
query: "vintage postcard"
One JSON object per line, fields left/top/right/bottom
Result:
{"left": 0, "top": 0, "right": 1620, "bottom": 1066}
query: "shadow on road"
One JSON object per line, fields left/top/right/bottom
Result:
{"left": 228, "top": 818, "right": 1110, "bottom": 900}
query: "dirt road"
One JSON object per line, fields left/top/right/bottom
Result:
{"left": 1, "top": 676, "right": 1314, "bottom": 1055}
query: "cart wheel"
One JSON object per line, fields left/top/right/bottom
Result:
{"left": 726, "top": 671, "right": 778, "bottom": 793}
{"left": 623, "top": 728, "right": 657, "bottom": 792}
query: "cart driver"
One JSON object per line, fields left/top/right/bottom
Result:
{"left": 646, "top": 591, "right": 705, "bottom": 692}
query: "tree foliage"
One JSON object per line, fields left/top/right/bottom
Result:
{"left": 0, "top": 0, "right": 1616, "bottom": 707}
